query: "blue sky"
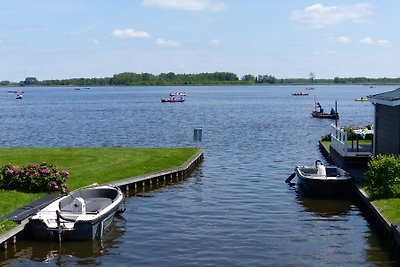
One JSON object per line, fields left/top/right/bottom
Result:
{"left": 1, "top": 0, "right": 398, "bottom": 82}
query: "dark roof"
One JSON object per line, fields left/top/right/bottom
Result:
{"left": 368, "top": 88, "right": 400, "bottom": 106}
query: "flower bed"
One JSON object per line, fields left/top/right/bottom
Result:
{"left": 0, "top": 162, "right": 69, "bottom": 193}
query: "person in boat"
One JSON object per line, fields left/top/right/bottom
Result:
{"left": 317, "top": 102, "right": 323, "bottom": 113}
{"left": 330, "top": 108, "right": 336, "bottom": 115}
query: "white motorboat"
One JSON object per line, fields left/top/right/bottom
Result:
{"left": 29, "top": 185, "right": 125, "bottom": 241}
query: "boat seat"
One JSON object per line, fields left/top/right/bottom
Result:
{"left": 325, "top": 167, "right": 338, "bottom": 177}
{"left": 59, "top": 195, "right": 75, "bottom": 211}
{"left": 60, "top": 197, "right": 86, "bottom": 213}
{"left": 78, "top": 188, "right": 118, "bottom": 200}
{"left": 85, "top": 198, "right": 113, "bottom": 213}
{"left": 301, "top": 168, "right": 318, "bottom": 175}
{"left": 59, "top": 187, "right": 118, "bottom": 213}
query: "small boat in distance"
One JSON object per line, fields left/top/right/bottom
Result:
{"left": 29, "top": 185, "right": 125, "bottom": 241}
{"left": 292, "top": 92, "right": 309, "bottom": 96}
{"left": 311, "top": 110, "right": 339, "bottom": 119}
{"left": 355, "top": 97, "right": 368, "bottom": 102}
{"left": 291, "top": 160, "right": 353, "bottom": 198}
{"left": 311, "top": 99, "right": 339, "bottom": 119}
{"left": 170, "top": 92, "right": 186, "bottom": 96}
{"left": 161, "top": 97, "right": 185, "bottom": 103}
{"left": 16, "top": 94, "right": 23, "bottom": 99}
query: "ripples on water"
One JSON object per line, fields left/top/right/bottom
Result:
{"left": 0, "top": 86, "right": 398, "bottom": 266}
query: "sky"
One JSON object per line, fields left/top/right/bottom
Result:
{"left": 1, "top": 0, "right": 399, "bottom": 82}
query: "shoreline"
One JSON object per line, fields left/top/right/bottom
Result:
{"left": 0, "top": 148, "right": 204, "bottom": 249}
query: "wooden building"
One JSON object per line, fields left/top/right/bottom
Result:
{"left": 368, "top": 88, "right": 400, "bottom": 155}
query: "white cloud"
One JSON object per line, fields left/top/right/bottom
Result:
{"left": 377, "top": 39, "right": 389, "bottom": 45}
{"left": 360, "top": 37, "right": 389, "bottom": 45}
{"left": 360, "top": 36, "right": 374, "bottom": 44}
{"left": 142, "top": 0, "right": 228, "bottom": 12}
{"left": 334, "top": 36, "right": 352, "bottom": 44}
{"left": 156, "top": 38, "right": 180, "bottom": 47}
{"left": 208, "top": 39, "right": 221, "bottom": 46}
{"left": 112, "top": 28, "right": 150, "bottom": 39}
{"left": 291, "top": 3, "right": 374, "bottom": 29}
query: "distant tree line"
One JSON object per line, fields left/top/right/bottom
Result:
{"left": 2, "top": 72, "right": 400, "bottom": 87}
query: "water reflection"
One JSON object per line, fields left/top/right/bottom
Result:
{"left": 297, "top": 194, "right": 352, "bottom": 217}
{"left": 0, "top": 216, "right": 125, "bottom": 266}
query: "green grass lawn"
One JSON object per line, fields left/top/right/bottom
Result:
{"left": 374, "top": 198, "right": 400, "bottom": 224}
{"left": 0, "top": 147, "right": 200, "bottom": 233}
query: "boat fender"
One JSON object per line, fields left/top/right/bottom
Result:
{"left": 315, "top": 160, "right": 326, "bottom": 177}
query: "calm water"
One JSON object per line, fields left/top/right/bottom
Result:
{"left": 0, "top": 85, "right": 399, "bottom": 266}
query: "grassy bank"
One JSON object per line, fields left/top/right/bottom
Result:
{"left": 321, "top": 140, "right": 400, "bottom": 224}
{"left": 0, "top": 147, "right": 200, "bottom": 230}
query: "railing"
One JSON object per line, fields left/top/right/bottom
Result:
{"left": 330, "top": 124, "right": 372, "bottom": 157}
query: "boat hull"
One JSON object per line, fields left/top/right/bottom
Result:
{"left": 292, "top": 92, "right": 309, "bottom": 96}
{"left": 295, "top": 166, "right": 352, "bottom": 198}
{"left": 297, "top": 176, "right": 352, "bottom": 198}
{"left": 29, "top": 203, "right": 120, "bottom": 240}
{"left": 161, "top": 99, "right": 185, "bottom": 103}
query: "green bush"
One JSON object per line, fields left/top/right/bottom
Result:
{"left": 0, "top": 162, "right": 69, "bottom": 194}
{"left": 364, "top": 154, "right": 400, "bottom": 198}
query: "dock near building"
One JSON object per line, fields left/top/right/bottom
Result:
{"left": 0, "top": 149, "right": 204, "bottom": 249}
{"left": 319, "top": 138, "right": 400, "bottom": 256}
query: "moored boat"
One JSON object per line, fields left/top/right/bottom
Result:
{"left": 16, "top": 94, "right": 23, "bottom": 99}
{"left": 169, "top": 92, "right": 186, "bottom": 96}
{"left": 292, "top": 92, "right": 309, "bottom": 96}
{"left": 29, "top": 185, "right": 125, "bottom": 241}
{"left": 161, "top": 97, "right": 185, "bottom": 103}
{"left": 355, "top": 97, "right": 368, "bottom": 102}
{"left": 293, "top": 160, "right": 352, "bottom": 197}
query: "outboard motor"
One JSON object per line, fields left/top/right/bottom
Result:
{"left": 315, "top": 160, "right": 326, "bottom": 177}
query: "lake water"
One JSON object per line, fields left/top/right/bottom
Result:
{"left": 0, "top": 85, "right": 399, "bottom": 266}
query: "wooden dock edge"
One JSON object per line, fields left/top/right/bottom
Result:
{"left": 0, "top": 219, "right": 28, "bottom": 250}
{"left": 354, "top": 185, "right": 400, "bottom": 255}
{"left": 0, "top": 149, "right": 204, "bottom": 250}
{"left": 109, "top": 148, "right": 204, "bottom": 192}
{"left": 319, "top": 140, "right": 400, "bottom": 255}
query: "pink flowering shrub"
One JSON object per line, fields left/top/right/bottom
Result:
{"left": 0, "top": 162, "right": 69, "bottom": 193}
